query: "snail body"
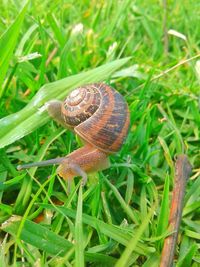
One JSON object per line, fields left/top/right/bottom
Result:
{"left": 18, "top": 83, "right": 130, "bottom": 186}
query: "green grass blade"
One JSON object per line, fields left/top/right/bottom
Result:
{"left": 157, "top": 104, "right": 184, "bottom": 153}
{"left": 156, "top": 174, "right": 169, "bottom": 249}
{"left": 158, "top": 136, "right": 174, "bottom": 177}
{"left": 1, "top": 216, "right": 72, "bottom": 255}
{"left": 1, "top": 216, "right": 116, "bottom": 264}
{"left": 177, "top": 243, "right": 197, "bottom": 267}
{"left": 0, "top": 234, "right": 8, "bottom": 267}
{"left": 15, "top": 24, "right": 38, "bottom": 57}
{"left": 183, "top": 201, "right": 200, "bottom": 216}
{"left": 125, "top": 169, "right": 134, "bottom": 205}
{"left": 142, "top": 253, "right": 160, "bottom": 267}
{"left": 184, "top": 176, "right": 200, "bottom": 204}
{"left": 0, "top": 171, "right": 7, "bottom": 203}
{"left": 0, "top": 2, "right": 28, "bottom": 97}
{"left": 0, "top": 57, "right": 130, "bottom": 148}
{"left": 101, "top": 191, "right": 113, "bottom": 224}
{"left": 75, "top": 186, "right": 84, "bottom": 267}
{"left": 47, "top": 13, "right": 65, "bottom": 47}
{"left": 105, "top": 178, "right": 139, "bottom": 224}
{"left": 185, "top": 229, "right": 200, "bottom": 240}
{"left": 0, "top": 149, "right": 18, "bottom": 176}
{"left": 115, "top": 204, "right": 155, "bottom": 267}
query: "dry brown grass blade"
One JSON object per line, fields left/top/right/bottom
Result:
{"left": 160, "top": 155, "right": 192, "bottom": 267}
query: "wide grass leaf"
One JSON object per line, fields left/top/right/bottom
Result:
{"left": 0, "top": 57, "right": 130, "bottom": 149}
{"left": 1, "top": 215, "right": 116, "bottom": 265}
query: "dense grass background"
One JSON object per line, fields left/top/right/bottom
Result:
{"left": 0, "top": 0, "right": 200, "bottom": 266}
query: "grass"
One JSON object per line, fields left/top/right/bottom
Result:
{"left": 0, "top": 0, "right": 200, "bottom": 266}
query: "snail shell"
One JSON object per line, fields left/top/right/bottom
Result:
{"left": 61, "top": 83, "right": 130, "bottom": 153}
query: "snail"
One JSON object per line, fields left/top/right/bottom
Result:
{"left": 17, "top": 83, "right": 130, "bottom": 187}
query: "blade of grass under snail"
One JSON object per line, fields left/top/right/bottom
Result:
{"left": 75, "top": 186, "right": 84, "bottom": 267}
{"left": 0, "top": 57, "right": 130, "bottom": 149}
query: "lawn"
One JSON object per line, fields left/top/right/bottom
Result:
{"left": 0, "top": 0, "right": 200, "bottom": 266}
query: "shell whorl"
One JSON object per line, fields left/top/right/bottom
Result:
{"left": 62, "top": 83, "right": 130, "bottom": 153}
{"left": 61, "top": 86, "right": 101, "bottom": 127}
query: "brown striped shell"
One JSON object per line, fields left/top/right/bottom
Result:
{"left": 61, "top": 83, "right": 130, "bottom": 153}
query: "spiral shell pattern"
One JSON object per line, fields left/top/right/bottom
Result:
{"left": 62, "top": 86, "right": 101, "bottom": 127}
{"left": 61, "top": 83, "right": 130, "bottom": 153}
